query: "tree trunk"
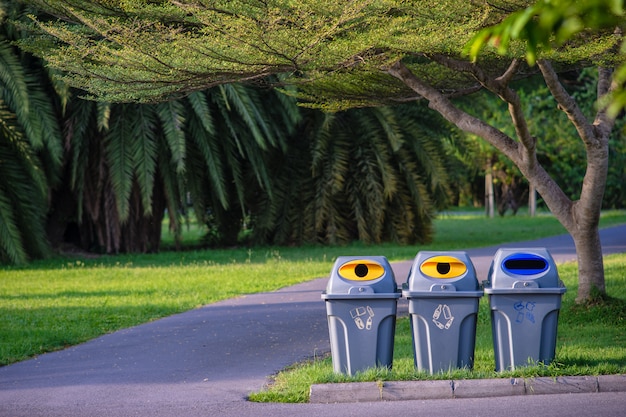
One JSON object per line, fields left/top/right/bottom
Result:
{"left": 571, "top": 225, "right": 605, "bottom": 303}
{"left": 529, "top": 184, "right": 536, "bottom": 217}
{"left": 387, "top": 59, "right": 616, "bottom": 303}
{"left": 46, "top": 176, "right": 78, "bottom": 249}
{"left": 485, "top": 161, "right": 494, "bottom": 218}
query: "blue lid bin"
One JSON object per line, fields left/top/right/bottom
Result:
{"left": 484, "top": 248, "right": 567, "bottom": 371}
{"left": 322, "top": 256, "right": 401, "bottom": 375}
{"left": 402, "top": 251, "right": 483, "bottom": 374}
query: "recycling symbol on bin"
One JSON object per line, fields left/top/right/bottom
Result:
{"left": 514, "top": 300, "right": 536, "bottom": 324}
{"left": 433, "top": 304, "right": 454, "bottom": 330}
{"left": 350, "top": 306, "right": 374, "bottom": 330}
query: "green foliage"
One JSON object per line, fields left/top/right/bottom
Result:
{"left": 57, "top": 81, "right": 300, "bottom": 253}
{"left": 21, "top": 0, "right": 387, "bottom": 102}
{"left": 0, "top": 109, "right": 46, "bottom": 264}
{"left": 18, "top": 1, "right": 619, "bottom": 108}
{"left": 6, "top": 0, "right": 624, "bottom": 265}
{"left": 4, "top": 0, "right": 450, "bottom": 259}
{"left": 467, "top": 0, "right": 626, "bottom": 115}
{"left": 451, "top": 68, "right": 626, "bottom": 211}
{"left": 249, "top": 102, "right": 456, "bottom": 245}
{"left": 467, "top": 0, "right": 624, "bottom": 65}
{"left": 0, "top": 3, "right": 63, "bottom": 264}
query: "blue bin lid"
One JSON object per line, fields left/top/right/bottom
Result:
{"left": 485, "top": 247, "right": 566, "bottom": 293}
{"left": 501, "top": 253, "right": 549, "bottom": 275}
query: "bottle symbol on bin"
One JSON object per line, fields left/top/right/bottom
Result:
{"left": 513, "top": 300, "right": 536, "bottom": 324}
{"left": 433, "top": 304, "right": 454, "bottom": 330}
{"left": 350, "top": 306, "right": 374, "bottom": 330}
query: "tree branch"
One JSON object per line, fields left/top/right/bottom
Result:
{"left": 388, "top": 59, "right": 574, "bottom": 230}
{"left": 387, "top": 60, "right": 520, "bottom": 162}
{"left": 537, "top": 60, "right": 597, "bottom": 146}
{"left": 495, "top": 59, "right": 521, "bottom": 85}
{"left": 429, "top": 55, "right": 535, "bottom": 165}
{"left": 594, "top": 66, "right": 619, "bottom": 137}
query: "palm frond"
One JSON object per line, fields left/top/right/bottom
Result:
{"left": 220, "top": 83, "right": 270, "bottom": 149}
{"left": 155, "top": 130, "right": 185, "bottom": 246}
{"left": 155, "top": 100, "right": 186, "bottom": 174}
{"left": 0, "top": 104, "right": 49, "bottom": 263}
{"left": 0, "top": 39, "right": 30, "bottom": 123}
{"left": 184, "top": 98, "right": 228, "bottom": 209}
{"left": 130, "top": 105, "right": 158, "bottom": 215}
{"left": 105, "top": 104, "right": 135, "bottom": 221}
{"left": 23, "top": 70, "right": 63, "bottom": 176}
{"left": 0, "top": 190, "right": 26, "bottom": 264}
{"left": 186, "top": 91, "right": 215, "bottom": 135}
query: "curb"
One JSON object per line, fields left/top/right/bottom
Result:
{"left": 309, "top": 374, "right": 626, "bottom": 403}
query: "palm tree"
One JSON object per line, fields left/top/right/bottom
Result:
{"left": 250, "top": 102, "right": 455, "bottom": 245}
{"left": 53, "top": 82, "right": 300, "bottom": 254}
{"left": 0, "top": 3, "right": 63, "bottom": 264}
{"left": 182, "top": 83, "right": 300, "bottom": 247}
{"left": 4, "top": 2, "right": 457, "bottom": 258}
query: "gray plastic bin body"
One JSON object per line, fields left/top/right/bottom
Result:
{"left": 402, "top": 251, "right": 483, "bottom": 374}
{"left": 322, "top": 256, "right": 400, "bottom": 375}
{"left": 484, "top": 248, "right": 567, "bottom": 371}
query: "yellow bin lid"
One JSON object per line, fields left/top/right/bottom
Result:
{"left": 419, "top": 256, "right": 467, "bottom": 279}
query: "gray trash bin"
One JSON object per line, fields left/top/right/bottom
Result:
{"left": 402, "top": 251, "right": 483, "bottom": 374}
{"left": 484, "top": 248, "right": 567, "bottom": 371}
{"left": 322, "top": 256, "right": 401, "bottom": 375}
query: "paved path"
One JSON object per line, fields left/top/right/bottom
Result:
{"left": 1, "top": 225, "right": 625, "bottom": 417}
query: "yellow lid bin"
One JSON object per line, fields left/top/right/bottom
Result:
{"left": 322, "top": 256, "right": 400, "bottom": 376}
{"left": 402, "top": 251, "right": 483, "bottom": 374}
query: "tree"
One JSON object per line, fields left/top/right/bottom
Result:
{"left": 467, "top": 0, "right": 626, "bottom": 115}
{"left": 250, "top": 102, "right": 455, "bottom": 245}
{"left": 55, "top": 82, "right": 300, "bottom": 254}
{"left": 2, "top": 1, "right": 457, "bottom": 262}
{"left": 0, "top": 3, "right": 63, "bottom": 264}
{"left": 19, "top": 0, "right": 623, "bottom": 303}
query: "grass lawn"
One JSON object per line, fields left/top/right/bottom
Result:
{"left": 1, "top": 210, "right": 625, "bottom": 389}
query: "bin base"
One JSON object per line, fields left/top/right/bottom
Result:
{"left": 407, "top": 296, "right": 480, "bottom": 374}
{"left": 325, "top": 298, "right": 398, "bottom": 375}
{"left": 489, "top": 293, "right": 563, "bottom": 371}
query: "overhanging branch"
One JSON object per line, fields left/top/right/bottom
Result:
{"left": 387, "top": 60, "right": 520, "bottom": 162}
{"left": 537, "top": 59, "right": 596, "bottom": 146}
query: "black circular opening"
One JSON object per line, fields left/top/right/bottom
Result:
{"left": 436, "top": 262, "right": 451, "bottom": 275}
{"left": 355, "top": 264, "right": 369, "bottom": 278}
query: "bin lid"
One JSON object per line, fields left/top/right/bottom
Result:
{"left": 323, "top": 256, "right": 398, "bottom": 297}
{"left": 485, "top": 247, "right": 566, "bottom": 292}
{"left": 404, "top": 251, "right": 481, "bottom": 294}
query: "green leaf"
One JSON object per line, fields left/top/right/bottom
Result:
{"left": 156, "top": 101, "right": 186, "bottom": 174}
{"left": 131, "top": 105, "right": 158, "bottom": 215}
{"left": 105, "top": 104, "right": 135, "bottom": 221}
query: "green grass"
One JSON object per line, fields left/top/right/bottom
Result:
{"left": 0, "top": 255, "right": 332, "bottom": 365}
{"left": 248, "top": 253, "right": 626, "bottom": 403}
{"left": 1, "top": 210, "right": 625, "bottom": 374}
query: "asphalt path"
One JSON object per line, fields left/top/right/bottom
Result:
{"left": 1, "top": 224, "right": 625, "bottom": 417}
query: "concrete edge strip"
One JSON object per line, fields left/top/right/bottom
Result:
{"left": 308, "top": 374, "right": 626, "bottom": 403}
